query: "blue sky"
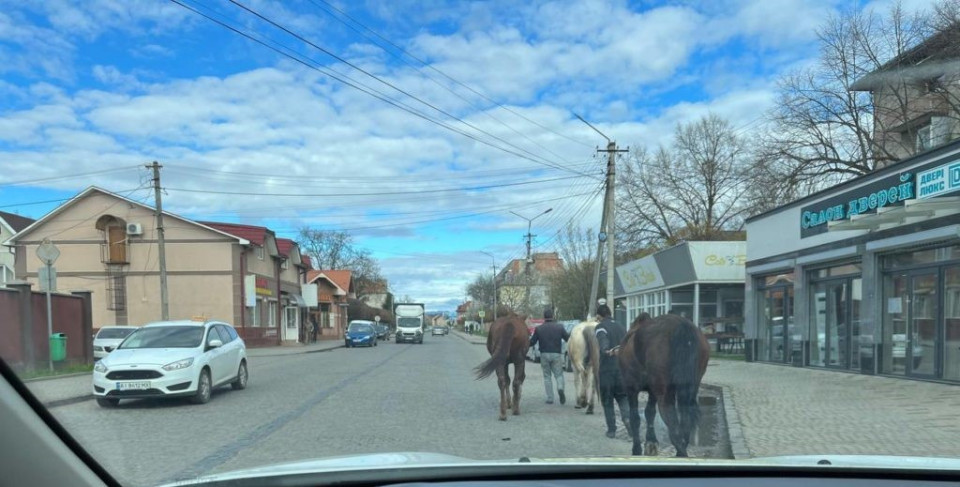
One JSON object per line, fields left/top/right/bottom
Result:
{"left": 0, "top": 0, "right": 923, "bottom": 310}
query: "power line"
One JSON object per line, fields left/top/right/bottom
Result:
{"left": 163, "top": 188, "right": 600, "bottom": 234}
{"left": 164, "top": 174, "right": 586, "bottom": 197}
{"left": 171, "top": 0, "right": 596, "bottom": 179}
{"left": 180, "top": 187, "right": 599, "bottom": 218}
{"left": 161, "top": 160, "right": 600, "bottom": 187}
{"left": 221, "top": 0, "right": 596, "bottom": 178}
{"left": 0, "top": 165, "right": 140, "bottom": 188}
{"left": 304, "top": 0, "right": 593, "bottom": 163}
{"left": 305, "top": 0, "right": 595, "bottom": 150}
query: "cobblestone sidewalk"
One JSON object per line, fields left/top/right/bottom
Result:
{"left": 704, "top": 360, "right": 960, "bottom": 459}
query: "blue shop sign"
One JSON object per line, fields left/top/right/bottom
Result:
{"left": 917, "top": 161, "right": 960, "bottom": 199}
{"left": 800, "top": 173, "right": 914, "bottom": 238}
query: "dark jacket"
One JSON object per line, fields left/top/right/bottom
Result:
{"left": 529, "top": 320, "right": 569, "bottom": 354}
{"left": 595, "top": 317, "right": 626, "bottom": 375}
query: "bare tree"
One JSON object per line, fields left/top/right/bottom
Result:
{"left": 297, "top": 227, "right": 384, "bottom": 297}
{"left": 548, "top": 225, "right": 604, "bottom": 320}
{"left": 762, "top": 2, "right": 960, "bottom": 181}
{"left": 617, "top": 114, "right": 753, "bottom": 250}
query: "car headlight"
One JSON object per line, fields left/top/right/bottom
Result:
{"left": 162, "top": 357, "right": 195, "bottom": 371}
{"left": 94, "top": 361, "right": 108, "bottom": 373}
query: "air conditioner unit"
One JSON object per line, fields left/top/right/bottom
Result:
{"left": 126, "top": 223, "right": 143, "bottom": 236}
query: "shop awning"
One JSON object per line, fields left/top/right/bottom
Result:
{"left": 827, "top": 197, "right": 960, "bottom": 233}
{"left": 285, "top": 293, "right": 308, "bottom": 308}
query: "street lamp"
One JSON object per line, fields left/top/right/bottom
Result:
{"left": 480, "top": 251, "right": 497, "bottom": 322}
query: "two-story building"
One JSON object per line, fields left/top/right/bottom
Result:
{"left": 496, "top": 252, "right": 564, "bottom": 313}
{"left": 0, "top": 211, "right": 35, "bottom": 286}
{"left": 305, "top": 269, "right": 352, "bottom": 340}
{"left": 745, "top": 26, "right": 960, "bottom": 382}
{"left": 5, "top": 187, "right": 311, "bottom": 347}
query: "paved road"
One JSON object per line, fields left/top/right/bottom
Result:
{"left": 45, "top": 334, "right": 727, "bottom": 486}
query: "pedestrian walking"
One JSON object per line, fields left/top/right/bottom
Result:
{"left": 311, "top": 317, "right": 319, "bottom": 343}
{"left": 529, "top": 307, "right": 569, "bottom": 405}
{"left": 595, "top": 303, "right": 629, "bottom": 438}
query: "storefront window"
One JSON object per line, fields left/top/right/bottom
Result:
{"left": 883, "top": 245, "right": 960, "bottom": 269}
{"left": 944, "top": 266, "right": 960, "bottom": 381}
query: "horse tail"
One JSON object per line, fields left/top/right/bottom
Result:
{"left": 584, "top": 326, "right": 601, "bottom": 399}
{"left": 474, "top": 321, "right": 514, "bottom": 380}
{"left": 670, "top": 321, "right": 703, "bottom": 437}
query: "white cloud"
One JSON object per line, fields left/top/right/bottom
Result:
{"left": 0, "top": 0, "right": 840, "bottom": 309}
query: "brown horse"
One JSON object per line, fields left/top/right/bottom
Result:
{"left": 474, "top": 314, "right": 530, "bottom": 421}
{"left": 618, "top": 312, "right": 710, "bottom": 457}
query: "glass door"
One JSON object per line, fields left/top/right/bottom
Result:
{"left": 944, "top": 266, "right": 960, "bottom": 382}
{"left": 810, "top": 278, "right": 861, "bottom": 369}
{"left": 908, "top": 271, "right": 939, "bottom": 377}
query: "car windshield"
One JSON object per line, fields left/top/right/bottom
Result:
{"left": 118, "top": 327, "right": 205, "bottom": 349}
{"left": 5, "top": 1, "right": 960, "bottom": 486}
{"left": 397, "top": 318, "right": 421, "bottom": 328}
{"left": 96, "top": 328, "right": 135, "bottom": 339}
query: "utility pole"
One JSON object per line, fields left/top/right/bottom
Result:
{"left": 576, "top": 114, "right": 626, "bottom": 319}
{"left": 587, "top": 190, "right": 607, "bottom": 319}
{"left": 148, "top": 161, "right": 170, "bottom": 320}
{"left": 510, "top": 208, "right": 552, "bottom": 314}
{"left": 600, "top": 140, "right": 624, "bottom": 309}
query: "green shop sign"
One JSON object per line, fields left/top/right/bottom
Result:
{"left": 800, "top": 173, "right": 914, "bottom": 238}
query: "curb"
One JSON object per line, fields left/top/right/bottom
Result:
{"left": 714, "top": 383, "right": 751, "bottom": 459}
{"left": 249, "top": 344, "right": 344, "bottom": 357}
{"left": 450, "top": 331, "right": 485, "bottom": 345}
{"left": 46, "top": 395, "right": 94, "bottom": 408}
{"left": 22, "top": 371, "right": 92, "bottom": 383}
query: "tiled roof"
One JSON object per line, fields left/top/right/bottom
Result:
{"left": 301, "top": 255, "right": 313, "bottom": 269}
{"left": 306, "top": 270, "right": 347, "bottom": 294}
{"left": 276, "top": 238, "right": 295, "bottom": 257}
{"left": 322, "top": 270, "right": 352, "bottom": 293}
{"left": 0, "top": 211, "right": 35, "bottom": 233}
{"left": 199, "top": 221, "right": 268, "bottom": 246}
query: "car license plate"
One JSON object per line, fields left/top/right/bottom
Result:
{"left": 117, "top": 381, "right": 150, "bottom": 391}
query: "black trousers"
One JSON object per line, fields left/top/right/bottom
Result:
{"left": 598, "top": 371, "right": 628, "bottom": 434}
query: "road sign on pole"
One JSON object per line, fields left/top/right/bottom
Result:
{"left": 375, "top": 315, "right": 381, "bottom": 323}
{"left": 35, "top": 239, "right": 60, "bottom": 372}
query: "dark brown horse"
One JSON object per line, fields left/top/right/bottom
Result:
{"left": 618, "top": 312, "right": 710, "bottom": 457}
{"left": 474, "top": 314, "right": 530, "bottom": 421}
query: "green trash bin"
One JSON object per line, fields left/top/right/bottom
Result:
{"left": 50, "top": 333, "right": 67, "bottom": 362}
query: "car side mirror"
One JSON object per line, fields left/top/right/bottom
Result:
{"left": 208, "top": 339, "right": 223, "bottom": 349}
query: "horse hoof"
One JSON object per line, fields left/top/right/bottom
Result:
{"left": 644, "top": 442, "right": 658, "bottom": 456}
{"left": 499, "top": 416, "right": 507, "bottom": 421}
{"left": 513, "top": 410, "right": 520, "bottom": 416}
{"left": 632, "top": 444, "right": 643, "bottom": 456}
{"left": 585, "top": 407, "right": 594, "bottom": 415}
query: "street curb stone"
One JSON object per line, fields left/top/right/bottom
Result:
{"left": 23, "top": 372, "right": 92, "bottom": 383}
{"left": 714, "top": 382, "right": 751, "bottom": 459}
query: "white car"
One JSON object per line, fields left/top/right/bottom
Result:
{"left": 92, "top": 326, "right": 138, "bottom": 359}
{"left": 92, "top": 320, "right": 247, "bottom": 407}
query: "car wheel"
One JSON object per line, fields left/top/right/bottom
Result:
{"left": 374, "top": 340, "right": 378, "bottom": 347}
{"left": 96, "top": 398, "right": 119, "bottom": 408}
{"left": 231, "top": 361, "right": 248, "bottom": 390}
{"left": 191, "top": 369, "right": 212, "bottom": 405}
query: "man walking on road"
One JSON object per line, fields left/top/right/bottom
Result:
{"left": 595, "top": 303, "right": 629, "bottom": 438}
{"left": 529, "top": 307, "right": 569, "bottom": 405}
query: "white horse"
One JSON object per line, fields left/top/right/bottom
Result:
{"left": 568, "top": 320, "right": 599, "bottom": 414}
